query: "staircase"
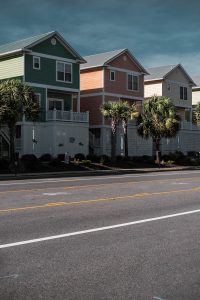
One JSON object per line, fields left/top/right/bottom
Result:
{"left": 89, "top": 131, "right": 101, "bottom": 155}
{"left": 0, "top": 127, "right": 10, "bottom": 158}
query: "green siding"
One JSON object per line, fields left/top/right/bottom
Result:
{"left": 30, "top": 37, "right": 75, "bottom": 59}
{"left": 25, "top": 54, "right": 80, "bottom": 89}
{"left": 30, "top": 86, "right": 46, "bottom": 121}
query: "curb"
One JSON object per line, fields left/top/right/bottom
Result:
{"left": 0, "top": 166, "right": 198, "bottom": 181}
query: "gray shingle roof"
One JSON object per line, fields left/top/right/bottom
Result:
{"left": 0, "top": 32, "right": 54, "bottom": 56}
{"left": 145, "top": 65, "right": 177, "bottom": 81}
{"left": 80, "top": 49, "right": 126, "bottom": 69}
{"left": 80, "top": 49, "right": 148, "bottom": 74}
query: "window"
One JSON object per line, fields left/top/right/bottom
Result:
{"left": 56, "top": 61, "right": 72, "bottom": 83}
{"left": 33, "top": 56, "right": 40, "bottom": 70}
{"left": 180, "top": 86, "right": 187, "bottom": 100}
{"left": 128, "top": 74, "right": 139, "bottom": 91}
{"left": 48, "top": 99, "right": 63, "bottom": 110}
{"left": 167, "top": 83, "right": 171, "bottom": 91}
{"left": 110, "top": 71, "right": 115, "bottom": 81}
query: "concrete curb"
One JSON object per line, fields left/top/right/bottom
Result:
{"left": 0, "top": 166, "right": 198, "bottom": 181}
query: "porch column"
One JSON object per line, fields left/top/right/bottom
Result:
{"left": 190, "top": 108, "right": 192, "bottom": 130}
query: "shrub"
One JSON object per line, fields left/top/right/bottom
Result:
{"left": 20, "top": 154, "right": 41, "bottom": 171}
{"left": 0, "top": 159, "right": 9, "bottom": 171}
{"left": 39, "top": 153, "right": 52, "bottom": 162}
{"left": 49, "top": 158, "right": 63, "bottom": 167}
{"left": 116, "top": 155, "right": 131, "bottom": 161}
{"left": 57, "top": 153, "right": 65, "bottom": 161}
{"left": 86, "top": 154, "right": 100, "bottom": 162}
{"left": 74, "top": 153, "right": 85, "bottom": 161}
{"left": 99, "top": 155, "right": 111, "bottom": 164}
{"left": 81, "top": 160, "right": 92, "bottom": 165}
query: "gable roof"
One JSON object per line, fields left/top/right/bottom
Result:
{"left": 80, "top": 49, "right": 148, "bottom": 74}
{"left": 0, "top": 31, "right": 86, "bottom": 63}
{"left": 145, "top": 64, "right": 196, "bottom": 86}
{"left": 192, "top": 75, "right": 200, "bottom": 89}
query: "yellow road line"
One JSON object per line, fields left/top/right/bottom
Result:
{"left": 0, "top": 176, "right": 200, "bottom": 195}
{"left": 1, "top": 186, "right": 200, "bottom": 213}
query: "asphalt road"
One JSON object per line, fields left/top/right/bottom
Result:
{"left": 1, "top": 170, "right": 200, "bottom": 300}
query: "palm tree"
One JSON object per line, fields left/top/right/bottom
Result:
{"left": 101, "top": 101, "right": 137, "bottom": 159}
{"left": 0, "top": 79, "right": 39, "bottom": 164}
{"left": 137, "top": 95, "right": 180, "bottom": 163}
{"left": 120, "top": 102, "right": 138, "bottom": 157}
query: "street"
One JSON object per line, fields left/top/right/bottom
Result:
{"left": 0, "top": 170, "right": 200, "bottom": 300}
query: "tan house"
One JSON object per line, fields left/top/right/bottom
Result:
{"left": 144, "top": 64, "right": 196, "bottom": 125}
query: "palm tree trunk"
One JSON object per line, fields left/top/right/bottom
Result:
{"left": 124, "top": 123, "right": 128, "bottom": 157}
{"left": 155, "top": 138, "right": 161, "bottom": 165}
{"left": 9, "top": 125, "right": 15, "bottom": 164}
{"left": 111, "top": 130, "right": 116, "bottom": 162}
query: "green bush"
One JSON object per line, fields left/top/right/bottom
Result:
{"left": 74, "top": 153, "right": 85, "bottom": 161}
{"left": 39, "top": 153, "right": 52, "bottom": 162}
{"left": 99, "top": 155, "right": 111, "bottom": 164}
{"left": 20, "top": 154, "right": 41, "bottom": 171}
{"left": 57, "top": 153, "right": 65, "bottom": 161}
{"left": 49, "top": 158, "right": 63, "bottom": 167}
{"left": 86, "top": 154, "right": 100, "bottom": 162}
{"left": 116, "top": 155, "right": 131, "bottom": 161}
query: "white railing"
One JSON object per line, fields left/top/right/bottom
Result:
{"left": 46, "top": 110, "right": 89, "bottom": 123}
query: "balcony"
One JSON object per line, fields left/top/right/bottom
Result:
{"left": 46, "top": 110, "right": 89, "bottom": 123}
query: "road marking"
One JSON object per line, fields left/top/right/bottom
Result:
{"left": 0, "top": 170, "right": 200, "bottom": 186}
{"left": 43, "top": 192, "right": 72, "bottom": 196}
{"left": 0, "top": 176, "right": 200, "bottom": 195}
{"left": 0, "top": 208, "right": 200, "bottom": 249}
{"left": 0, "top": 274, "right": 18, "bottom": 279}
{"left": 153, "top": 297, "right": 165, "bottom": 300}
{"left": 172, "top": 182, "right": 189, "bottom": 185}
{"left": 0, "top": 186, "right": 200, "bottom": 213}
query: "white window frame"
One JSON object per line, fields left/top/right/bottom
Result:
{"left": 33, "top": 56, "right": 40, "bottom": 70}
{"left": 180, "top": 86, "right": 188, "bottom": 100}
{"left": 127, "top": 74, "right": 139, "bottom": 91}
{"left": 110, "top": 70, "right": 115, "bottom": 81}
{"left": 34, "top": 93, "right": 41, "bottom": 107}
{"left": 48, "top": 98, "right": 64, "bottom": 111}
{"left": 56, "top": 61, "right": 72, "bottom": 83}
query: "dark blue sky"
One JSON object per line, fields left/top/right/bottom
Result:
{"left": 1, "top": 0, "right": 200, "bottom": 74}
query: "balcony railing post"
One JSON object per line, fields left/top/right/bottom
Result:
{"left": 53, "top": 108, "right": 57, "bottom": 120}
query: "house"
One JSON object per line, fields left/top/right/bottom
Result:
{"left": 192, "top": 75, "right": 200, "bottom": 107}
{"left": 0, "top": 31, "right": 89, "bottom": 158}
{"left": 80, "top": 49, "right": 151, "bottom": 156}
{"left": 144, "top": 64, "right": 200, "bottom": 154}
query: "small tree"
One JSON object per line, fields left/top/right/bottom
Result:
{"left": 0, "top": 79, "right": 39, "bottom": 164}
{"left": 137, "top": 95, "right": 180, "bottom": 163}
{"left": 101, "top": 101, "right": 137, "bottom": 160}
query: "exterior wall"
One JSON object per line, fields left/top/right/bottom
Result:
{"left": 20, "top": 121, "right": 89, "bottom": 157}
{"left": 144, "top": 80, "right": 162, "bottom": 98}
{"left": 80, "top": 68, "right": 103, "bottom": 92}
{"left": 80, "top": 95, "right": 103, "bottom": 125}
{"left": 192, "top": 89, "right": 200, "bottom": 106}
{"left": 25, "top": 54, "right": 80, "bottom": 89}
{"left": 105, "top": 68, "right": 144, "bottom": 97}
{"left": 30, "top": 37, "right": 75, "bottom": 59}
{"left": 163, "top": 67, "right": 192, "bottom": 107}
{"left": 0, "top": 55, "right": 24, "bottom": 80}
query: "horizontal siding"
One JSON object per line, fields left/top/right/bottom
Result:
{"left": 163, "top": 80, "right": 192, "bottom": 107}
{"left": 144, "top": 81, "right": 162, "bottom": 98}
{"left": 80, "top": 69, "right": 103, "bottom": 91}
{"left": 80, "top": 96, "right": 102, "bottom": 125}
{"left": 192, "top": 90, "right": 200, "bottom": 106}
{"left": 0, "top": 56, "right": 24, "bottom": 80}
{"left": 105, "top": 68, "right": 144, "bottom": 97}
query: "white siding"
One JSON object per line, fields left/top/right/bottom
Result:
{"left": 0, "top": 56, "right": 24, "bottom": 80}
{"left": 144, "top": 82, "right": 162, "bottom": 98}
{"left": 192, "top": 90, "right": 200, "bottom": 106}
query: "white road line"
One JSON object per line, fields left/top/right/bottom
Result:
{"left": 0, "top": 208, "right": 200, "bottom": 249}
{"left": 0, "top": 170, "right": 200, "bottom": 186}
{"left": 43, "top": 192, "right": 72, "bottom": 196}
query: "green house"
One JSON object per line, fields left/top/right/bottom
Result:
{"left": 0, "top": 31, "right": 89, "bottom": 158}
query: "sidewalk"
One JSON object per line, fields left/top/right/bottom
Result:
{"left": 0, "top": 166, "right": 198, "bottom": 181}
